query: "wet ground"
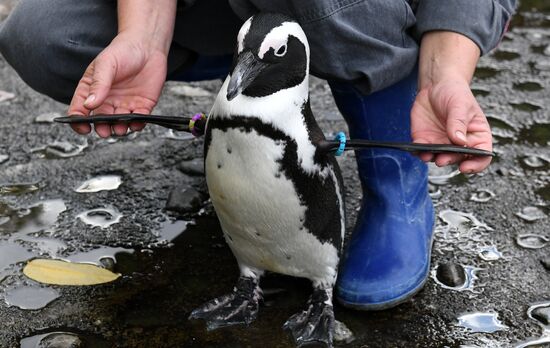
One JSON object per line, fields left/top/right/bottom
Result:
{"left": 0, "top": 1, "right": 549, "bottom": 347}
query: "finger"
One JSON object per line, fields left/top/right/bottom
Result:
{"left": 93, "top": 104, "right": 115, "bottom": 138}
{"left": 68, "top": 74, "right": 94, "bottom": 134}
{"left": 459, "top": 155, "right": 492, "bottom": 174}
{"left": 446, "top": 104, "right": 476, "bottom": 146}
{"left": 434, "top": 153, "right": 463, "bottom": 167}
{"left": 412, "top": 137, "right": 435, "bottom": 162}
{"left": 113, "top": 106, "right": 131, "bottom": 136}
{"left": 129, "top": 107, "right": 150, "bottom": 132}
{"left": 84, "top": 55, "right": 117, "bottom": 110}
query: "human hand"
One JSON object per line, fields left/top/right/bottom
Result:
{"left": 411, "top": 78, "right": 492, "bottom": 173}
{"left": 67, "top": 31, "right": 168, "bottom": 137}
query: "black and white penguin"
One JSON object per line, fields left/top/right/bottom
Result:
{"left": 189, "top": 13, "right": 345, "bottom": 347}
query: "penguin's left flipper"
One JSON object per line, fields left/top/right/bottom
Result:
{"left": 283, "top": 288, "right": 335, "bottom": 348}
{"left": 189, "top": 276, "right": 261, "bottom": 331}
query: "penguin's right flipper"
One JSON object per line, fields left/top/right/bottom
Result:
{"left": 283, "top": 287, "right": 335, "bottom": 348}
{"left": 189, "top": 276, "right": 261, "bottom": 330}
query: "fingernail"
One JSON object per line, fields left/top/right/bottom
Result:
{"left": 84, "top": 94, "right": 96, "bottom": 106}
{"left": 455, "top": 131, "right": 467, "bottom": 142}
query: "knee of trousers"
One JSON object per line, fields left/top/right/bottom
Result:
{"left": 0, "top": 0, "right": 104, "bottom": 104}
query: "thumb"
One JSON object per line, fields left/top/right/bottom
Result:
{"left": 83, "top": 55, "right": 116, "bottom": 110}
{"left": 446, "top": 103, "right": 475, "bottom": 146}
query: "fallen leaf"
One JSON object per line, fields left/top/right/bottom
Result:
{"left": 23, "top": 259, "right": 120, "bottom": 286}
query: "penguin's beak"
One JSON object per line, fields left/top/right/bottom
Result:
{"left": 227, "top": 51, "right": 269, "bottom": 101}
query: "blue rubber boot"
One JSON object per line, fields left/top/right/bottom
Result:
{"left": 329, "top": 69, "right": 435, "bottom": 310}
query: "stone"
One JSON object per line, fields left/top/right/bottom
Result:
{"left": 436, "top": 263, "right": 466, "bottom": 288}
{"left": 165, "top": 187, "right": 205, "bottom": 213}
{"left": 177, "top": 159, "right": 204, "bottom": 176}
{"left": 541, "top": 258, "right": 550, "bottom": 271}
{"left": 39, "top": 333, "right": 82, "bottom": 348}
{"left": 532, "top": 305, "right": 550, "bottom": 326}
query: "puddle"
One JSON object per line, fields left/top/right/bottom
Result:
{"left": 474, "top": 66, "right": 500, "bottom": 79}
{"left": 0, "top": 154, "right": 8, "bottom": 164}
{"left": 34, "top": 112, "right": 61, "bottom": 124}
{"left": 432, "top": 264, "right": 480, "bottom": 292}
{"left": 492, "top": 50, "right": 521, "bottom": 60}
{"left": 515, "top": 206, "right": 546, "bottom": 222}
{"left": 0, "top": 199, "right": 66, "bottom": 235}
{"left": 163, "top": 129, "right": 195, "bottom": 141}
{"left": 155, "top": 219, "right": 189, "bottom": 242}
{"left": 0, "top": 243, "right": 35, "bottom": 272}
{"left": 62, "top": 247, "right": 134, "bottom": 266}
{"left": 3, "top": 285, "right": 59, "bottom": 310}
{"left": 487, "top": 116, "right": 517, "bottom": 143}
{"left": 521, "top": 154, "right": 550, "bottom": 169}
{"left": 0, "top": 90, "right": 15, "bottom": 103}
{"left": 516, "top": 234, "right": 549, "bottom": 249}
{"left": 457, "top": 312, "right": 508, "bottom": 333}
{"left": 77, "top": 207, "right": 122, "bottom": 228}
{"left": 478, "top": 246, "right": 503, "bottom": 261}
{"left": 509, "top": 102, "right": 543, "bottom": 112}
{"left": 428, "top": 164, "right": 467, "bottom": 186}
{"left": 519, "top": 123, "right": 550, "bottom": 145}
{"left": 439, "top": 210, "right": 493, "bottom": 233}
{"left": 513, "top": 302, "right": 550, "bottom": 348}
{"left": 537, "top": 185, "right": 550, "bottom": 202}
{"left": 20, "top": 331, "right": 109, "bottom": 348}
{"left": 513, "top": 81, "right": 544, "bottom": 91}
{"left": 334, "top": 320, "right": 355, "bottom": 343}
{"left": 75, "top": 175, "right": 122, "bottom": 193}
{"left": 470, "top": 189, "right": 495, "bottom": 203}
{"left": 0, "top": 182, "right": 42, "bottom": 195}
{"left": 471, "top": 86, "right": 491, "bottom": 97}
{"left": 32, "top": 141, "right": 88, "bottom": 159}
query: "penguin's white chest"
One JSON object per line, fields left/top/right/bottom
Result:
{"left": 205, "top": 127, "right": 338, "bottom": 283}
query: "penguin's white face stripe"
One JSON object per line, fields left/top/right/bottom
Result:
{"left": 258, "top": 22, "right": 310, "bottom": 67}
{"left": 237, "top": 17, "right": 253, "bottom": 54}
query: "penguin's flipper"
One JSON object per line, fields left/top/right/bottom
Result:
{"left": 189, "top": 276, "right": 261, "bottom": 330}
{"left": 283, "top": 288, "right": 335, "bottom": 348}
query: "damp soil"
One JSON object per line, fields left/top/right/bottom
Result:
{"left": 1, "top": 1, "right": 549, "bottom": 347}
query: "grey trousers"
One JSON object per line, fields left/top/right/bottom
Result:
{"left": 0, "top": 0, "right": 243, "bottom": 104}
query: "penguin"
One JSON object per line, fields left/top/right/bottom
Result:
{"left": 189, "top": 13, "right": 345, "bottom": 348}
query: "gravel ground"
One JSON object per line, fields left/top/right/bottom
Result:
{"left": 0, "top": 1, "right": 549, "bottom": 347}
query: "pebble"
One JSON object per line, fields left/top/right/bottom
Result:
{"left": 436, "top": 263, "right": 466, "bottom": 288}
{"left": 0, "top": 90, "right": 15, "bottom": 103}
{"left": 165, "top": 187, "right": 205, "bottom": 213}
{"left": 0, "top": 154, "right": 8, "bottom": 164}
{"left": 177, "top": 159, "right": 205, "bottom": 176}
{"left": 541, "top": 258, "right": 550, "bottom": 271}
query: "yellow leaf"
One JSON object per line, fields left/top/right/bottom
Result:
{"left": 23, "top": 259, "right": 120, "bottom": 286}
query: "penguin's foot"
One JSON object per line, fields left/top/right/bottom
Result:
{"left": 283, "top": 288, "right": 335, "bottom": 348}
{"left": 189, "top": 276, "right": 261, "bottom": 330}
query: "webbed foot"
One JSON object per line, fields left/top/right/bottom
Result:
{"left": 189, "top": 276, "right": 261, "bottom": 330}
{"left": 283, "top": 288, "right": 335, "bottom": 348}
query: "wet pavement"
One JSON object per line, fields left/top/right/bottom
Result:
{"left": 0, "top": 1, "right": 549, "bottom": 347}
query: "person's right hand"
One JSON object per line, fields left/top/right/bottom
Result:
{"left": 68, "top": 31, "right": 168, "bottom": 137}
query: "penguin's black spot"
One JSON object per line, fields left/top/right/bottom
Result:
{"left": 255, "top": 232, "right": 261, "bottom": 237}
{"left": 286, "top": 255, "right": 292, "bottom": 260}
{"left": 217, "top": 162, "right": 223, "bottom": 169}
{"left": 274, "top": 173, "right": 281, "bottom": 178}
{"left": 227, "top": 147, "right": 232, "bottom": 154}
{"left": 204, "top": 100, "right": 344, "bottom": 249}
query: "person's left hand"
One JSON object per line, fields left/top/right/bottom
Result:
{"left": 411, "top": 78, "right": 492, "bottom": 173}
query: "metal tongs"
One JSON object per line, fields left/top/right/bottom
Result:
{"left": 54, "top": 113, "right": 495, "bottom": 157}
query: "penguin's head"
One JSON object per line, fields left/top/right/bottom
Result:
{"left": 226, "top": 13, "right": 309, "bottom": 101}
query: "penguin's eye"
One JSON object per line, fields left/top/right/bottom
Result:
{"left": 275, "top": 44, "right": 287, "bottom": 57}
